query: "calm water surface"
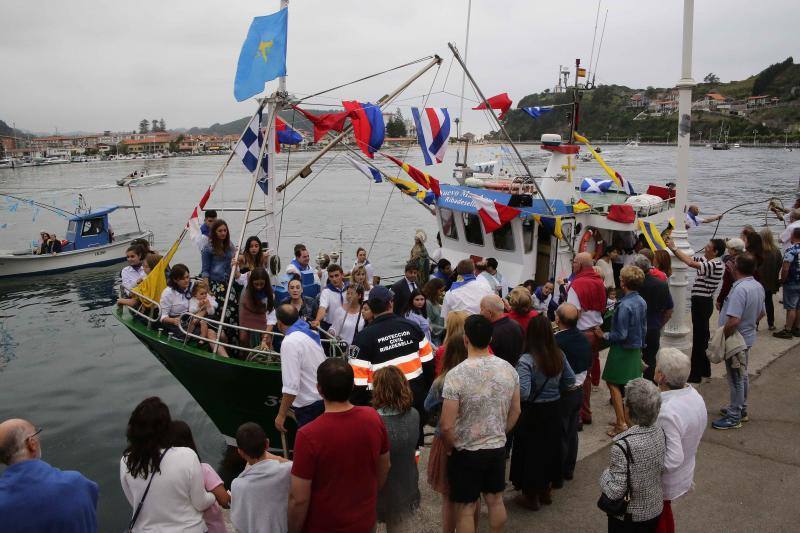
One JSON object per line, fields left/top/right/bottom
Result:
{"left": 0, "top": 145, "right": 796, "bottom": 529}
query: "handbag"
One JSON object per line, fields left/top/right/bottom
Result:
{"left": 126, "top": 448, "right": 169, "bottom": 533}
{"left": 597, "top": 438, "right": 632, "bottom": 517}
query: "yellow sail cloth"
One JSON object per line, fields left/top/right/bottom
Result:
{"left": 131, "top": 236, "right": 181, "bottom": 307}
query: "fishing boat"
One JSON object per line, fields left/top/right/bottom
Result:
{"left": 0, "top": 158, "right": 13, "bottom": 169}
{"left": 117, "top": 170, "right": 168, "bottom": 187}
{"left": 114, "top": 4, "right": 676, "bottom": 451}
{"left": 712, "top": 123, "right": 730, "bottom": 150}
{"left": 0, "top": 204, "right": 152, "bottom": 279}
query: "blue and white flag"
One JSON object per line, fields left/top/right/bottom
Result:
{"left": 411, "top": 107, "right": 450, "bottom": 165}
{"left": 345, "top": 155, "right": 382, "bottom": 183}
{"left": 234, "top": 111, "right": 269, "bottom": 193}
{"left": 522, "top": 106, "right": 553, "bottom": 119}
{"left": 234, "top": 8, "right": 288, "bottom": 102}
{"left": 580, "top": 178, "right": 613, "bottom": 193}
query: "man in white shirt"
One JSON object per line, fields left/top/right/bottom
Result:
{"left": 286, "top": 243, "right": 315, "bottom": 278}
{"left": 484, "top": 257, "right": 507, "bottom": 297}
{"left": 684, "top": 205, "right": 722, "bottom": 229}
{"left": 779, "top": 209, "right": 800, "bottom": 251}
{"left": 274, "top": 304, "right": 326, "bottom": 432}
{"left": 231, "top": 422, "right": 292, "bottom": 533}
{"left": 191, "top": 210, "right": 216, "bottom": 251}
{"left": 441, "top": 259, "right": 493, "bottom": 319}
{"left": 654, "top": 348, "right": 707, "bottom": 532}
{"left": 313, "top": 264, "right": 347, "bottom": 330}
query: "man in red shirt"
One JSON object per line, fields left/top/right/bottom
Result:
{"left": 288, "top": 358, "right": 391, "bottom": 533}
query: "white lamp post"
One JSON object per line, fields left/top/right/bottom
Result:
{"left": 662, "top": 0, "right": 695, "bottom": 351}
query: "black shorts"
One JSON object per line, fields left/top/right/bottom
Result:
{"left": 447, "top": 446, "right": 506, "bottom": 503}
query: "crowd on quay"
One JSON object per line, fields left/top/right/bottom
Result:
{"left": 4, "top": 211, "right": 796, "bottom": 532}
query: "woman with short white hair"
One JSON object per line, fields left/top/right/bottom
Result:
{"left": 654, "top": 348, "right": 708, "bottom": 532}
{"left": 600, "top": 378, "right": 666, "bottom": 532}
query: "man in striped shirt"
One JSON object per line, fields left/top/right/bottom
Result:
{"left": 667, "top": 238, "right": 727, "bottom": 383}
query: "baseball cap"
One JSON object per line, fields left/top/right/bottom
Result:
{"left": 726, "top": 237, "right": 745, "bottom": 252}
{"left": 367, "top": 285, "right": 394, "bottom": 307}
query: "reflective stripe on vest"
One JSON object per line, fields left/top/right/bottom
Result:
{"left": 418, "top": 338, "right": 433, "bottom": 362}
{"left": 350, "top": 358, "right": 371, "bottom": 387}
{"left": 372, "top": 353, "right": 423, "bottom": 383}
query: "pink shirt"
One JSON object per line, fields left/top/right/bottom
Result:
{"left": 201, "top": 463, "right": 227, "bottom": 533}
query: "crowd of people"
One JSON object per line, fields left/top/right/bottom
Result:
{"left": 8, "top": 213, "right": 794, "bottom": 532}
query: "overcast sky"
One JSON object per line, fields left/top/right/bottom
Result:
{"left": 1, "top": 0, "right": 797, "bottom": 135}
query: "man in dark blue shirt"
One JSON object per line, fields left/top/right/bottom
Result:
{"left": 554, "top": 303, "right": 592, "bottom": 481}
{"left": 0, "top": 418, "right": 98, "bottom": 533}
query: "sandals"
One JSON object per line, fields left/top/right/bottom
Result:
{"left": 606, "top": 424, "right": 628, "bottom": 437}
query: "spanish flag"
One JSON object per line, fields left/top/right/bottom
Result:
{"left": 132, "top": 236, "right": 181, "bottom": 307}
{"left": 533, "top": 214, "right": 564, "bottom": 240}
{"left": 638, "top": 219, "right": 668, "bottom": 251}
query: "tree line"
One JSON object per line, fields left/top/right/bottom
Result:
{"left": 138, "top": 118, "right": 167, "bottom": 134}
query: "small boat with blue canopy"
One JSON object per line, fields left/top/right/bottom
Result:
{"left": 0, "top": 205, "right": 152, "bottom": 279}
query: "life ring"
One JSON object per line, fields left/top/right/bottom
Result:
{"left": 578, "top": 228, "right": 605, "bottom": 260}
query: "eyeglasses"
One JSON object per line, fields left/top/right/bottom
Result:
{"left": 25, "top": 427, "right": 43, "bottom": 442}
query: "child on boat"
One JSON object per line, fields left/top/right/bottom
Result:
{"left": 120, "top": 244, "right": 146, "bottom": 295}
{"left": 116, "top": 252, "right": 161, "bottom": 309}
{"left": 189, "top": 281, "right": 218, "bottom": 340}
{"left": 238, "top": 267, "right": 276, "bottom": 351}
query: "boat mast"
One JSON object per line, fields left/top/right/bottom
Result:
{"left": 456, "top": 0, "right": 472, "bottom": 166}
{"left": 569, "top": 58, "right": 581, "bottom": 143}
{"left": 447, "top": 42, "right": 554, "bottom": 216}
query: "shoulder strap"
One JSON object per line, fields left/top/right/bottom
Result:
{"left": 615, "top": 438, "right": 632, "bottom": 501}
{"left": 531, "top": 376, "right": 553, "bottom": 403}
{"left": 127, "top": 448, "right": 170, "bottom": 532}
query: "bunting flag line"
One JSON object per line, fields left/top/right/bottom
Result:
{"left": 383, "top": 154, "right": 441, "bottom": 197}
{"left": 345, "top": 155, "right": 382, "bottom": 183}
{"left": 343, "top": 101, "right": 385, "bottom": 158}
{"left": 292, "top": 105, "right": 348, "bottom": 143}
{"left": 411, "top": 107, "right": 450, "bottom": 165}
{"left": 580, "top": 178, "right": 613, "bottom": 193}
{"left": 522, "top": 106, "right": 553, "bottom": 119}
{"left": 573, "top": 132, "right": 636, "bottom": 195}
{"left": 387, "top": 175, "right": 436, "bottom": 205}
{"left": 638, "top": 219, "right": 668, "bottom": 251}
{"left": 533, "top": 214, "right": 564, "bottom": 240}
{"left": 233, "top": 8, "right": 288, "bottom": 102}
{"left": 469, "top": 193, "right": 521, "bottom": 233}
{"left": 472, "top": 93, "right": 513, "bottom": 120}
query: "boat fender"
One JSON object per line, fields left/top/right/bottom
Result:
{"left": 578, "top": 228, "right": 604, "bottom": 260}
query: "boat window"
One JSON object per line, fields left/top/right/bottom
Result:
{"left": 67, "top": 220, "right": 77, "bottom": 236}
{"left": 462, "top": 213, "right": 484, "bottom": 246}
{"left": 439, "top": 208, "right": 458, "bottom": 240}
{"left": 492, "top": 221, "right": 515, "bottom": 251}
{"left": 523, "top": 218, "right": 535, "bottom": 253}
{"left": 81, "top": 218, "right": 105, "bottom": 236}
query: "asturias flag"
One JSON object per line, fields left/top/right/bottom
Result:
{"left": 234, "top": 8, "right": 288, "bottom": 102}
{"left": 469, "top": 193, "right": 521, "bottom": 233}
{"left": 343, "top": 101, "right": 385, "bottom": 158}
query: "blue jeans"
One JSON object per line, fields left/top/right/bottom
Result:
{"left": 293, "top": 399, "right": 324, "bottom": 428}
{"left": 725, "top": 348, "right": 749, "bottom": 421}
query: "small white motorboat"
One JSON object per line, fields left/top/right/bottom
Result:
{"left": 0, "top": 205, "right": 152, "bottom": 279}
{"left": 117, "top": 170, "right": 168, "bottom": 187}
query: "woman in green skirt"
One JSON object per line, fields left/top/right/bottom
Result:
{"left": 596, "top": 265, "right": 648, "bottom": 436}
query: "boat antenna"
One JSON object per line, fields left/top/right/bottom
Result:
{"left": 590, "top": 9, "right": 608, "bottom": 88}
{"left": 587, "top": 0, "right": 601, "bottom": 82}
{"left": 457, "top": 0, "right": 472, "bottom": 143}
{"left": 447, "top": 42, "right": 554, "bottom": 216}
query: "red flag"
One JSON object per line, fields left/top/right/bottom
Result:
{"left": 472, "top": 93, "right": 513, "bottom": 120}
{"left": 384, "top": 154, "right": 441, "bottom": 197}
{"left": 469, "top": 193, "right": 520, "bottom": 233}
{"left": 292, "top": 105, "right": 348, "bottom": 143}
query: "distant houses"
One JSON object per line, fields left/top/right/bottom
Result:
{"left": 631, "top": 87, "right": 782, "bottom": 120}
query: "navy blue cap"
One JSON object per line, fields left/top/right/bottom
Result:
{"left": 367, "top": 285, "right": 394, "bottom": 306}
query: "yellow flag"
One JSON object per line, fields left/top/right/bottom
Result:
{"left": 638, "top": 219, "right": 668, "bottom": 251}
{"left": 132, "top": 237, "right": 181, "bottom": 307}
{"left": 577, "top": 67, "right": 587, "bottom": 78}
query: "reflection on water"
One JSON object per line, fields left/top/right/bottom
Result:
{"left": 0, "top": 146, "right": 797, "bottom": 530}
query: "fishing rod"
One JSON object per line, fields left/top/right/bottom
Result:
{"left": 0, "top": 192, "right": 75, "bottom": 218}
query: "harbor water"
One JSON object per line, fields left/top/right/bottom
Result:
{"left": 0, "top": 145, "right": 796, "bottom": 530}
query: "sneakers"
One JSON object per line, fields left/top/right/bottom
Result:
{"left": 793, "top": 329, "right": 800, "bottom": 337}
{"left": 720, "top": 407, "right": 749, "bottom": 422}
{"left": 773, "top": 329, "right": 794, "bottom": 339}
{"left": 712, "top": 417, "right": 742, "bottom": 430}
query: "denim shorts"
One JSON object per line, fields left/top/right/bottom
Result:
{"left": 783, "top": 283, "right": 800, "bottom": 310}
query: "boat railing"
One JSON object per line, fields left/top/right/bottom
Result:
{"left": 174, "top": 311, "right": 347, "bottom": 363}
{"left": 120, "top": 292, "right": 163, "bottom": 328}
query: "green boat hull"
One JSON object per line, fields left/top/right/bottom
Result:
{"left": 114, "top": 308, "right": 297, "bottom": 450}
